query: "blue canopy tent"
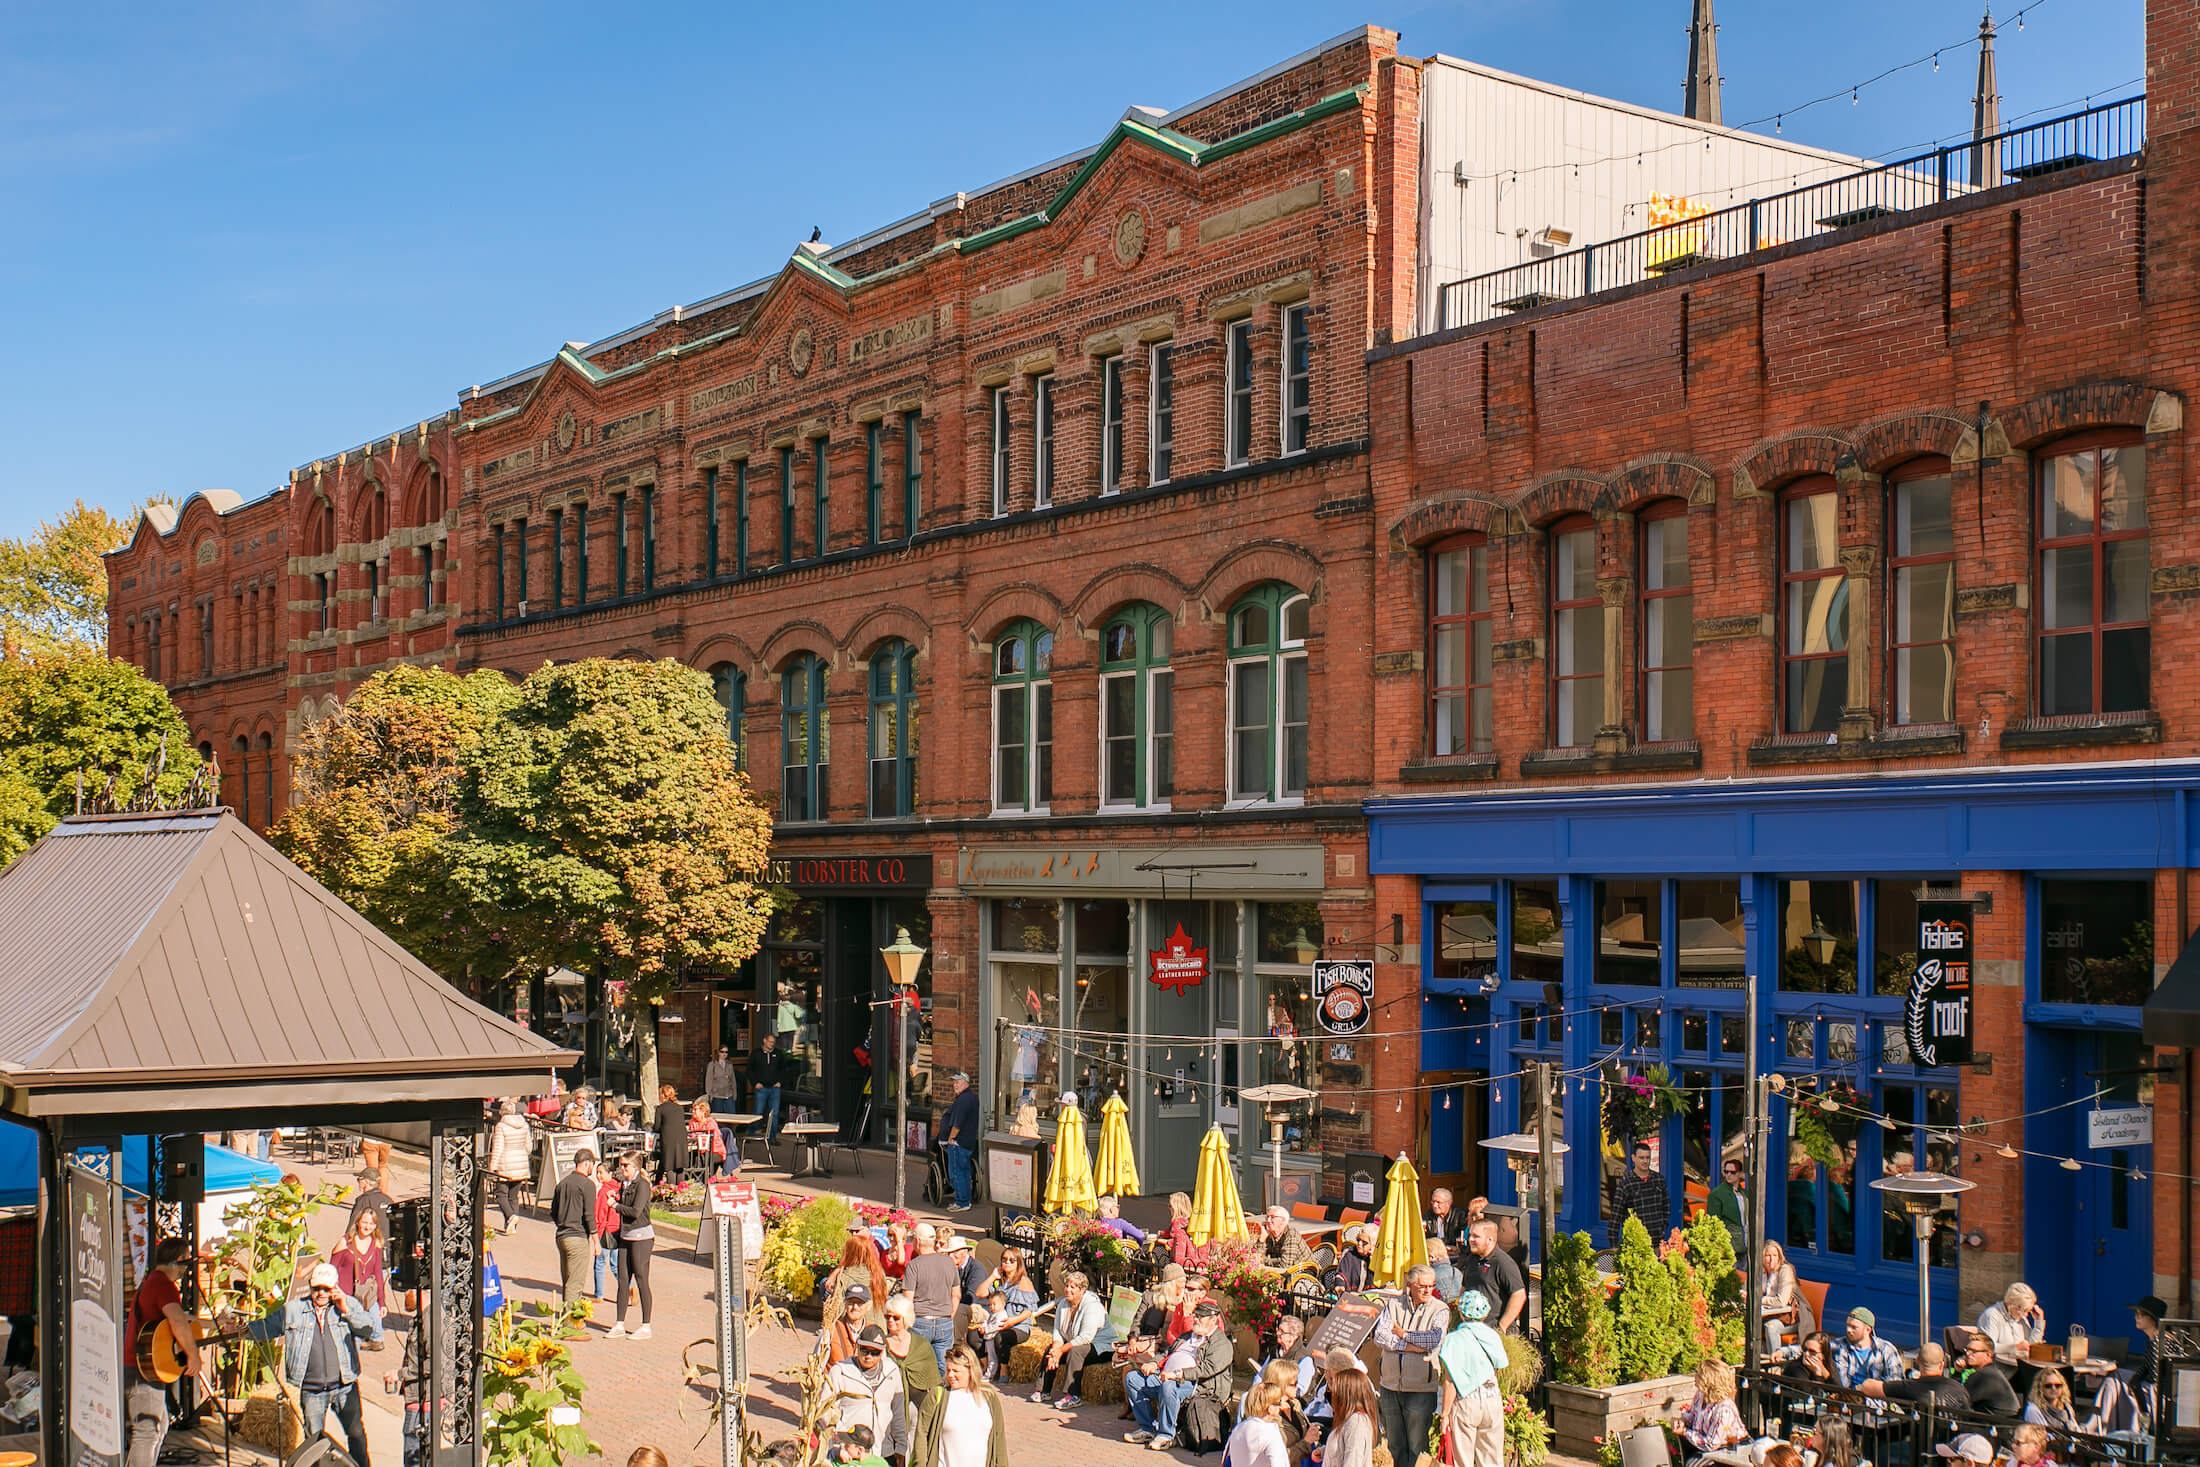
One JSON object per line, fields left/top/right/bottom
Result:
{"left": 0, "top": 1126, "right": 278, "bottom": 1210}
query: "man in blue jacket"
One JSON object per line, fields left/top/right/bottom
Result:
{"left": 247, "top": 1262, "right": 382, "bottom": 1465}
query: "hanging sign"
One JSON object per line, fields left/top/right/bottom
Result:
{"left": 1148, "top": 923, "right": 1208, "bottom": 996}
{"left": 1313, "top": 959, "right": 1374, "bottom": 1035}
{"left": 2087, "top": 1106, "right": 2152, "bottom": 1149}
{"left": 1905, "top": 902, "right": 1974, "bottom": 1068}
{"left": 68, "top": 1159, "right": 125, "bottom": 1467}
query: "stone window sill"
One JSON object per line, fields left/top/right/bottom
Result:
{"left": 1999, "top": 711, "right": 2162, "bottom": 751}
{"left": 1399, "top": 755, "right": 1500, "bottom": 784}
{"left": 1520, "top": 741, "right": 1701, "bottom": 777}
{"left": 1748, "top": 726, "right": 1968, "bottom": 766}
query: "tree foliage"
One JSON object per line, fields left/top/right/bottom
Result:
{"left": 1543, "top": 1228, "right": 1618, "bottom": 1388}
{"left": 1611, "top": 1213, "right": 1682, "bottom": 1381}
{"left": 269, "top": 665, "right": 521, "bottom": 987}
{"left": 1684, "top": 1208, "right": 1748, "bottom": 1365}
{"left": 0, "top": 653, "right": 202, "bottom": 865}
{"left": 0, "top": 501, "right": 133, "bottom": 661}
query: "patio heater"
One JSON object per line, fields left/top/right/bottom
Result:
{"left": 1242, "top": 1083, "right": 1316, "bottom": 1204}
{"left": 879, "top": 927, "right": 928, "bottom": 1213}
{"left": 1868, "top": 1170, "right": 1976, "bottom": 1346}
{"left": 1480, "top": 1127, "right": 1572, "bottom": 1285}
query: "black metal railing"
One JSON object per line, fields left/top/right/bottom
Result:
{"left": 1437, "top": 96, "right": 2145, "bottom": 330}
{"left": 1744, "top": 1366, "right": 2170, "bottom": 1467}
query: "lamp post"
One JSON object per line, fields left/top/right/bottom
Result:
{"left": 879, "top": 927, "right": 928, "bottom": 1213}
{"left": 1867, "top": 1170, "right": 1976, "bottom": 1346}
{"left": 1241, "top": 1083, "right": 1315, "bottom": 1205}
{"left": 1480, "top": 1125, "right": 1572, "bottom": 1299}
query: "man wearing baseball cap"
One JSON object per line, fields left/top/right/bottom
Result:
{"left": 1832, "top": 1306, "right": 1904, "bottom": 1389}
{"left": 1935, "top": 1434, "right": 1995, "bottom": 1464}
{"left": 244, "top": 1260, "right": 382, "bottom": 1464}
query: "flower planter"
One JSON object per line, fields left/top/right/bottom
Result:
{"left": 1545, "top": 1375, "right": 1694, "bottom": 1461}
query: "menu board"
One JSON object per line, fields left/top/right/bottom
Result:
{"left": 1305, "top": 1294, "right": 1385, "bottom": 1357}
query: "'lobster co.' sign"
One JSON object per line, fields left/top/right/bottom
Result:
{"left": 1905, "top": 904, "right": 1974, "bottom": 1068}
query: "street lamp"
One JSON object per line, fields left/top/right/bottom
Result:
{"left": 1868, "top": 1170, "right": 1975, "bottom": 1346}
{"left": 879, "top": 927, "right": 928, "bottom": 1213}
{"left": 1241, "top": 1083, "right": 1315, "bottom": 1204}
{"left": 1286, "top": 928, "right": 1322, "bottom": 966}
{"left": 1480, "top": 1129, "right": 1573, "bottom": 1294}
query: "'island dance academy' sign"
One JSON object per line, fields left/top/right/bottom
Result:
{"left": 1905, "top": 903, "right": 1974, "bottom": 1068}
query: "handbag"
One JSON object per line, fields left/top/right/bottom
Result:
{"left": 482, "top": 1253, "right": 505, "bottom": 1318}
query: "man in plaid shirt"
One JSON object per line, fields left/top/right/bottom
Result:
{"left": 1833, "top": 1306, "right": 1906, "bottom": 1388}
{"left": 1610, "top": 1141, "right": 1672, "bottom": 1245}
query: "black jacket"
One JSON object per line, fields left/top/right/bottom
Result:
{"left": 551, "top": 1169, "right": 597, "bottom": 1239}
{"left": 616, "top": 1173, "right": 652, "bottom": 1231}
{"left": 748, "top": 1045, "right": 790, "bottom": 1089}
{"left": 1959, "top": 1364, "right": 2022, "bottom": 1417}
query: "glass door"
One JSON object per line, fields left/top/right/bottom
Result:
{"left": 1140, "top": 899, "right": 1212, "bottom": 1197}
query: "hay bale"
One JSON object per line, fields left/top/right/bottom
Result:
{"left": 1080, "top": 1360, "right": 1126, "bottom": 1404}
{"left": 1007, "top": 1334, "right": 1051, "bottom": 1382}
{"left": 238, "top": 1388, "right": 303, "bottom": 1454}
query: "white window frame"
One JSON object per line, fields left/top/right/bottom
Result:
{"left": 1098, "top": 621, "right": 1173, "bottom": 813}
{"left": 1225, "top": 592, "right": 1309, "bottom": 806}
{"left": 1100, "top": 355, "right": 1124, "bottom": 495}
{"left": 991, "top": 386, "right": 1011, "bottom": 517}
{"left": 1148, "top": 343, "right": 1174, "bottom": 486}
{"left": 1280, "top": 302, "right": 1311, "bottom": 455}
{"left": 1225, "top": 318, "right": 1253, "bottom": 467}
{"left": 1033, "top": 372, "right": 1055, "bottom": 509}
{"left": 991, "top": 630, "right": 1052, "bottom": 817}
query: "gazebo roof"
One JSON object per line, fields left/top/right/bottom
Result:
{"left": 0, "top": 809, "right": 572, "bottom": 1116}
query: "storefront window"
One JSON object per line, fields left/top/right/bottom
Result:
{"left": 1433, "top": 899, "right": 1498, "bottom": 987}
{"left": 991, "top": 896, "right": 1060, "bottom": 954}
{"left": 1255, "top": 900, "right": 1322, "bottom": 1155}
{"left": 1070, "top": 900, "right": 1130, "bottom": 1100}
{"left": 1511, "top": 884, "right": 1563, "bottom": 987}
{"left": 1674, "top": 880, "right": 1745, "bottom": 989}
{"left": 764, "top": 892, "right": 825, "bottom": 1097}
{"left": 1873, "top": 878, "right": 1940, "bottom": 995}
{"left": 1786, "top": 1086, "right": 1865, "bottom": 1257}
{"left": 1594, "top": 879, "right": 1663, "bottom": 985}
{"left": 1777, "top": 880, "right": 1859, "bottom": 993}
{"left": 998, "top": 960, "right": 1061, "bottom": 1114}
{"left": 2040, "top": 879, "right": 2153, "bottom": 1007}
{"left": 1880, "top": 1084, "right": 1962, "bottom": 1267}
{"left": 1682, "top": 1070, "right": 1745, "bottom": 1224}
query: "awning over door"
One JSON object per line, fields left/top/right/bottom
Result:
{"left": 2142, "top": 929, "right": 2200, "bottom": 1048}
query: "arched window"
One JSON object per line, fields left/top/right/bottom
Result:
{"left": 256, "top": 730, "right": 274, "bottom": 825}
{"left": 1888, "top": 458, "right": 1955, "bottom": 726}
{"left": 868, "top": 642, "right": 918, "bottom": 819}
{"left": 1100, "top": 605, "right": 1172, "bottom": 809}
{"left": 1549, "top": 514, "right": 1602, "bottom": 749}
{"left": 709, "top": 663, "right": 746, "bottom": 771}
{"left": 1638, "top": 502, "right": 1692, "bottom": 742}
{"left": 1428, "top": 537, "right": 1492, "bottom": 756}
{"left": 1781, "top": 479, "right": 1847, "bottom": 733}
{"left": 780, "top": 655, "right": 828, "bottom": 822}
{"left": 233, "top": 736, "right": 252, "bottom": 824}
{"left": 2037, "top": 434, "right": 2148, "bottom": 716}
{"left": 1227, "top": 584, "right": 1308, "bottom": 802}
{"left": 992, "top": 621, "right": 1053, "bottom": 813}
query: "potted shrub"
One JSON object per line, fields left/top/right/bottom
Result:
{"left": 759, "top": 1193, "right": 859, "bottom": 1317}
{"left": 1543, "top": 1216, "right": 1697, "bottom": 1459}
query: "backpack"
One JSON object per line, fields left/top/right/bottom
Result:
{"left": 594, "top": 1176, "right": 621, "bottom": 1240}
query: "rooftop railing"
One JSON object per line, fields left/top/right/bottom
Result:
{"left": 1435, "top": 96, "right": 2145, "bottom": 331}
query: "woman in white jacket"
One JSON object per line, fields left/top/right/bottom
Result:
{"left": 486, "top": 1099, "right": 535, "bottom": 1234}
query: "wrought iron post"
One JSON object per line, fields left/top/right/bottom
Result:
{"left": 428, "top": 1119, "right": 485, "bottom": 1467}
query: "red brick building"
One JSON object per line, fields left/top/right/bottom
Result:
{"left": 1361, "top": 1, "right": 2199, "bottom": 1341}
{"left": 104, "top": 28, "right": 1423, "bottom": 1199}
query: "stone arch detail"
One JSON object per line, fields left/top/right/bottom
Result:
{"left": 967, "top": 584, "right": 1067, "bottom": 647}
{"left": 1610, "top": 454, "right": 1717, "bottom": 513}
{"left": 1386, "top": 492, "right": 1515, "bottom": 552}
{"left": 1194, "top": 541, "right": 1324, "bottom": 620}
{"left": 1732, "top": 430, "right": 1859, "bottom": 500}
{"left": 689, "top": 634, "right": 761, "bottom": 673}
{"left": 1852, "top": 411, "right": 1977, "bottom": 473}
{"left": 846, "top": 605, "right": 933, "bottom": 662}
{"left": 1068, "top": 563, "right": 1194, "bottom": 631}
{"left": 2001, "top": 382, "right": 2181, "bottom": 449}
{"left": 1513, "top": 471, "right": 1614, "bottom": 529}
{"left": 757, "top": 621, "right": 838, "bottom": 679}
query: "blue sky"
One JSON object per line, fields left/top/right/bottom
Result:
{"left": 0, "top": 0, "right": 2145, "bottom": 541}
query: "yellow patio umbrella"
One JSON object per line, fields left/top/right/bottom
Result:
{"left": 1093, "top": 1091, "right": 1141, "bottom": 1198}
{"left": 1044, "top": 1094, "right": 1099, "bottom": 1214}
{"left": 1369, "top": 1152, "right": 1430, "bottom": 1286}
{"left": 1188, "top": 1125, "right": 1252, "bottom": 1247}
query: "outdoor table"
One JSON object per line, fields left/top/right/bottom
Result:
{"left": 783, "top": 1121, "right": 839, "bottom": 1178}
{"left": 1289, "top": 1219, "right": 1343, "bottom": 1242}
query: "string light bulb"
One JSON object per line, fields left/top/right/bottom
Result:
{"left": 1851, "top": 88, "right": 1860, "bottom": 105}
{"left": 1820, "top": 1095, "right": 1840, "bottom": 1113}
{"left": 1997, "top": 1143, "right": 2019, "bottom": 1160}
{"left": 1933, "top": 52, "right": 1941, "bottom": 71}
{"left": 2060, "top": 1156, "right": 2082, "bottom": 1172}
{"left": 2130, "top": 1170, "right": 2146, "bottom": 1181}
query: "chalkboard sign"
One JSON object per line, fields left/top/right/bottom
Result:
{"left": 535, "top": 1129, "right": 601, "bottom": 1202}
{"left": 1305, "top": 1293, "right": 1385, "bottom": 1357}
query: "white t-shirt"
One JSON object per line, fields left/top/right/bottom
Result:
{"left": 939, "top": 1389, "right": 993, "bottom": 1467}
{"left": 1223, "top": 1416, "right": 1290, "bottom": 1467}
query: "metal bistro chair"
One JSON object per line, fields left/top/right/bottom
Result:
{"left": 821, "top": 1100, "right": 872, "bottom": 1177}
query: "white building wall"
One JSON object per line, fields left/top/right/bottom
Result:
{"left": 1418, "top": 58, "right": 1934, "bottom": 334}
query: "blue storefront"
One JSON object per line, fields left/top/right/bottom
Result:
{"left": 1371, "top": 762, "right": 2186, "bottom": 1346}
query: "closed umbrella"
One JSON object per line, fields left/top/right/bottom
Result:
{"left": 1188, "top": 1125, "right": 1252, "bottom": 1248}
{"left": 1044, "top": 1094, "right": 1098, "bottom": 1214}
{"left": 1369, "top": 1152, "right": 1429, "bottom": 1286}
{"left": 1093, "top": 1091, "right": 1141, "bottom": 1198}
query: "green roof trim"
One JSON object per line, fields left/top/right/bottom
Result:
{"left": 953, "top": 82, "right": 1368, "bottom": 259}
{"left": 789, "top": 249, "right": 859, "bottom": 292}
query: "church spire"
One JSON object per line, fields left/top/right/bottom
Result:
{"left": 1684, "top": 0, "right": 1722, "bottom": 125}
{"left": 1971, "top": 6, "right": 2003, "bottom": 187}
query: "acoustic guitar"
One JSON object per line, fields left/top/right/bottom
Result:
{"left": 134, "top": 1314, "right": 240, "bottom": 1384}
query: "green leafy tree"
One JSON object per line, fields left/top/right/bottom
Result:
{"left": 270, "top": 665, "right": 521, "bottom": 991}
{"left": 0, "top": 653, "right": 201, "bottom": 865}
{"left": 1543, "top": 1228, "right": 1618, "bottom": 1387}
{"left": 1611, "top": 1213, "right": 1682, "bottom": 1381}
{"left": 0, "top": 500, "right": 133, "bottom": 661}
{"left": 1667, "top": 1230, "right": 1710, "bottom": 1372}
{"left": 444, "top": 657, "right": 773, "bottom": 1117}
{"left": 1684, "top": 1209, "right": 1747, "bottom": 1364}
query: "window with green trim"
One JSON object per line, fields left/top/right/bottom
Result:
{"left": 575, "top": 505, "right": 589, "bottom": 604}
{"left": 1034, "top": 372, "right": 1055, "bottom": 508}
{"left": 514, "top": 516, "right": 529, "bottom": 612}
{"left": 549, "top": 509, "right": 565, "bottom": 608}
{"left": 710, "top": 662, "right": 746, "bottom": 771}
{"left": 780, "top": 447, "right": 796, "bottom": 565}
{"left": 813, "top": 439, "right": 829, "bottom": 558}
{"left": 641, "top": 485, "right": 656, "bottom": 590}
{"left": 902, "top": 411, "right": 922, "bottom": 539}
{"left": 704, "top": 467, "right": 720, "bottom": 579}
{"left": 1100, "top": 605, "right": 1172, "bottom": 808}
{"left": 990, "top": 387, "right": 1011, "bottom": 517}
{"left": 992, "top": 621, "right": 1053, "bottom": 813}
{"left": 1225, "top": 319, "right": 1254, "bottom": 466}
{"left": 1100, "top": 356, "right": 1124, "bottom": 495}
{"left": 868, "top": 641, "right": 918, "bottom": 819}
{"left": 1228, "top": 584, "right": 1309, "bottom": 802}
{"left": 613, "top": 491, "right": 629, "bottom": 596}
{"left": 781, "top": 654, "right": 828, "bottom": 822}
{"left": 866, "top": 421, "right": 884, "bottom": 544}
{"left": 734, "top": 460, "right": 749, "bottom": 574}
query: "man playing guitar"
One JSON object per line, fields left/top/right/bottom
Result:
{"left": 126, "top": 1240, "right": 208, "bottom": 1467}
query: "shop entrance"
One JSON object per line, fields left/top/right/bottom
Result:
{"left": 2028, "top": 1026, "right": 2154, "bottom": 1337}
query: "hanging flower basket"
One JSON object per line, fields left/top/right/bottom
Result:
{"left": 1599, "top": 1062, "right": 1686, "bottom": 1143}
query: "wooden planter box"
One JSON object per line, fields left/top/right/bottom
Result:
{"left": 1546, "top": 1374, "right": 1694, "bottom": 1460}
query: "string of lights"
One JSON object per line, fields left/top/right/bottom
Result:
{"left": 1026, "top": 992, "right": 1649, "bottom": 1047}
{"left": 1799, "top": 1084, "right": 2193, "bottom": 1186}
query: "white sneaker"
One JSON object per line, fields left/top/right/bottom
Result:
{"left": 1125, "top": 1431, "right": 1155, "bottom": 1444}
{"left": 606, "top": 1323, "right": 628, "bottom": 1338}
{"left": 1149, "top": 1437, "right": 1175, "bottom": 1452}
{"left": 631, "top": 1324, "right": 652, "bottom": 1340}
